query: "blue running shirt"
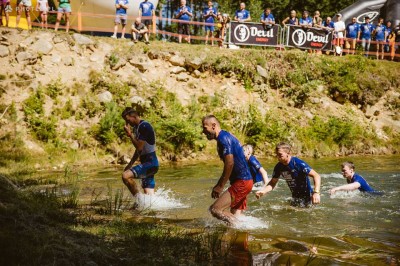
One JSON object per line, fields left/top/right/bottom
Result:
{"left": 235, "top": 9, "right": 250, "bottom": 20}
{"left": 360, "top": 23, "right": 375, "bottom": 40}
{"left": 175, "top": 6, "right": 192, "bottom": 21}
{"left": 139, "top": 1, "right": 154, "bottom": 17}
{"left": 346, "top": 23, "right": 360, "bottom": 39}
{"left": 375, "top": 24, "right": 386, "bottom": 41}
{"left": 115, "top": 0, "right": 128, "bottom": 15}
{"left": 248, "top": 155, "right": 264, "bottom": 183}
{"left": 135, "top": 120, "right": 156, "bottom": 156}
{"left": 261, "top": 13, "right": 275, "bottom": 23}
{"left": 350, "top": 173, "right": 375, "bottom": 192}
{"left": 203, "top": 7, "right": 217, "bottom": 23}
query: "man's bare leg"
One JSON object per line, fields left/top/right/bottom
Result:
{"left": 209, "top": 190, "right": 237, "bottom": 225}
{"left": 122, "top": 170, "right": 139, "bottom": 197}
{"left": 143, "top": 188, "right": 155, "bottom": 195}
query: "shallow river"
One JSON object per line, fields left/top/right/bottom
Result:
{"left": 57, "top": 155, "right": 400, "bottom": 265}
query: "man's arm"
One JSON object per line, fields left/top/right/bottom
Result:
{"left": 124, "top": 150, "right": 139, "bottom": 171}
{"left": 256, "top": 177, "right": 279, "bottom": 199}
{"left": 124, "top": 124, "right": 145, "bottom": 152}
{"left": 211, "top": 154, "right": 234, "bottom": 199}
{"left": 186, "top": 9, "right": 193, "bottom": 17}
{"left": 330, "top": 182, "right": 360, "bottom": 194}
{"left": 259, "top": 167, "right": 269, "bottom": 185}
{"left": 309, "top": 169, "right": 321, "bottom": 204}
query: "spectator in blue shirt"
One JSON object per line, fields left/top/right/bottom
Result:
{"left": 384, "top": 20, "right": 392, "bottom": 54}
{"left": 282, "top": 10, "right": 298, "bottom": 26}
{"left": 234, "top": 2, "right": 251, "bottom": 23}
{"left": 358, "top": 16, "right": 375, "bottom": 57}
{"left": 345, "top": 17, "right": 360, "bottom": 54}
{"left": 330, "top": 162, "right": 377, "bottom": 195}
{"left": 174, "top": 0, "right": 193, "bottom": 43}
{"left": 374, "top": 17, "right": 387, "bottom": 59}
{"left": 139, "top": 0, "right": 155, "bottom": 29}
{"left": 260, "top": 7, "right": 275, "bottom": 30}
{"left": 111, "top": 0, "right": 129, "bottom": 39}
{"left": 322, "top": 16, "right": 334, "bottom": 29}
{"left": 299, "top": 10, "right": 312, "bottom": 27}
{"left": 203, "top": 1, "right": 217, "bottom": 46}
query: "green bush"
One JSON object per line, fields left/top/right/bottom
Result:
{"left": 29, "top": 116, "right": 58, "bottom": 142}
{"left": 45, "top": 79, "right": 65, "bottom": 99}
{"left": 94, "top": 102, "right": 125, "bottom": 145}
{"left": 23, "top": 89, "right": 44, "bottom": 117}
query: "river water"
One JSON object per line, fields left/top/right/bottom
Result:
{"left": 66, "top": 155, "right": 399, "bottom": 265}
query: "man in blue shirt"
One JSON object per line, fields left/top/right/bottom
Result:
{"left": 139, "top": 0, "right": 154, "bottom": 30}
{"left": 174, "top": 0, "right": 193, "bottom": 43}
{"left": 203, "top": 1, "right": 217, "bottom": 46}
{"left": 330, "top": 162, "right": 376, "bottom": 194}
{"left": 384, "top": 20, "right": 392, "bottom": 54}
{"left": 260, "top": 7, "right": 275, "bottom": 30}
{"left": 345, "top": 17, "right": 359, "bottom": 55}
{"left": 299, "top": 10, "right": 312, "bottom": 27}
{"left": 202, "top": 115, "right": 253, "bottom": 225}
{"left": 242, "top": 145, "right": 269, "bottom": 191}
{"left": 111, "top": 0, "right": 129, "bottom": 39}
{"left": 358, "top": 16, "right": 375, "bottom": 57}
{"left": 234, "top": 2, "right": 251, "bottom": 23}
{"left": 256, "top": 142, "right": 321, "bottom": 207}
{"left": 374, "top": 18, "right": 387, "bottom": 59}
{"left": 121, "top": 108, "right": 159, "bottom": 197}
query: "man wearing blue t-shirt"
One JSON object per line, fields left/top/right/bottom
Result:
{"left": 384, "top": 20, "right": 392, "bottom": 54}
{"left": 358, "top": 16, "right": 375, "bottom": 57}
{"left": 139, "top": 0, "right": 154, "bottom": 29}
{"left": 299, "top": 10, "right": 313, "bottom": 27}
{"left": 234, "top": 2, "right": 251, "bottom": 23}
{"left": 374, "top": 18, "right": 387, "bottom": 59}
{"left": 256, "top": 142, "right": 321, "bottom": 207}
{"left": 203, "top": 1, "right": 217, "bottom": 46}
{"left": 111, "top": 0, "right": 129, "bottom": 39}
{"left": 260, "top": 8, "right": 275, "bottom": 30}
{"left": 121, "top": 108, "right": 159, "bottom": 197}
{"left": 202, "top": 115, "right": 253, "bottom": 225}
{"left": 243, "top": 145, "right": 269, "bottom": 191}
{"left": 346, "top": 17, "right": 360, "bottom": 55}
{"left": 330, "top": 162, "right": 376, "bottom": 194}
{"left": 175, "top": 0, "right": 193, "bottom": 43}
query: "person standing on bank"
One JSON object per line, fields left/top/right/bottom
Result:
{"left": 139, "top": 0, "right": 154, "bottom": 31}
{"left": 202, "top": 115, "right": 253, "bottom": 225}
{"left": 234, "top": 2, "right": 251, "bottom": 23}
{"left": 121, "top": 108, "right": 159, "bottom": 197}
{"left": 111, "top": 0, "right": 129, "bottom": 39}
{"left": 175, "top": 0, "right": 193, "bottom": 44}
{"left": 203, "top": 1, "right": 217, "bottom": 46}
{"left": 256, "top": 142, "right": 321, "bottom": 207}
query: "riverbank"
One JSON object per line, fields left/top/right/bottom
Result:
{"left": 0, "top": 28, "right": 399, "bottom": 169}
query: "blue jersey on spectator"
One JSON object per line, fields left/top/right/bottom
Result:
{"left": 139, "top": 1, "right": 154, "bottom": 17}
{"left": 115, "top": 0, "right": 129, "bottom": 15}
{"left": 175, "top": 6, "right": 192, "bottom": 21}
{"left": 248, "top": 155, "right": 264, "bottom": 183}
{"left": 272, "top": 157, "right": 313, "bottom": 199}
{"left": 386, "top": 27, "right": 392, "bottom": 41}
{"left": 203, "top": 7, "right": 217, "bottom": 23}
{"left": 346, "top": 22, "right": 360, "bottom": 39}
{"left": 375, "top": 24, "right": 386, "bottom": 41}
{"left": 360, "top": 23, "right": 375, "bottom": 40}
{"left": 288, "top": 17, "right": 298, "bottom": 25}
{"left": 235, "top": 9, "right": 250, "bottom": 20}
{"left": 299, "top": 16, "right": 312, "bottom": 26}
{"left": 261, "top": 13, "right": 275, "bottom": 23}
{"left": 217, "top": 130, "right": 252, "bottom": 184}
{"left": 349, "top": 173, "right": 375, "bottom": 192}
{"left": 323, "top": 20, "right": 334, "bottom": 28}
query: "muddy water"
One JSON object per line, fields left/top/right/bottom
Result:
{"left": 73, "top": 155, "right": 399, "bottom": 265}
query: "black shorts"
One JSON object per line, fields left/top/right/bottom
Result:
{"left": 178, "top": 23, "right": 190, "bottom": 35}
{"left": 142, "top": 19, "right": 152, "bottom": 27}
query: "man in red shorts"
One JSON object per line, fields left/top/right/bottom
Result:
{"left": 202, "top": 115, "right": 253, "bottom": 225}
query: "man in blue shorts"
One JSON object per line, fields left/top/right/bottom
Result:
{"left": 242, "top": 144, "right": 269, "bottom": 191}
{"left": 139, "top": 0, "right": 154, "bottom": 30}
{"left": 256, "top": 142, "right": 321, "bottom": 207}
{"left": 202, "top": 115, "right": 253, "bottom": 225}
{"left": 260, "top": 7, "right": 275, "bottom": 30}
{"left": 234, "top": 2, "right": 251, "bottom": 23}
{"left": 346, "top": 17, "right": 360, "bottom": 55}
{"left": 330, "top": 162, "right": 377, "bottom": 194}
{"left": 358, "top": 16, "right": 375, "bottom": 57}
{"left": 203, "top": 1, "right": 217, "bottom": 46}
{"left": 111, "top": 0, "right": 129, "bottom": 39}
{"left": 175, "top": 0, "right": 193, "bottom": 43}
{"left": 121, "top": 107, "right": 159, "bottom": 197}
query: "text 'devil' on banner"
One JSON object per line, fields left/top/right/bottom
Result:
{"left": 286, "top": 25, "right": 333, "bottom": 51}
{"left": 230, "top": 22, "right": 279, "bottom": 47}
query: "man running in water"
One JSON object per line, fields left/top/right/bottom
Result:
{"left": 256, "top": 142, "right": 321, "bottom": 207}
{"left": 121, "top": 107, "right": 159, "bottom": 197}
{"left": 202, "top": 115, "right": 253, "bottom": 225}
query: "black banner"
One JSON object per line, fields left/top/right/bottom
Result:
{"left": 230, "top": 22, "right": 279, "bottom": 47}
{"left": 286, "top": 26, "right": 333, "bottom": 51}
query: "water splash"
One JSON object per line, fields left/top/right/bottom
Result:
{"left": 233, "top": 215, "right": 269, "bottom": 230}
{"left": 135, "top": 188, "right": 188, "bottom": 211}
{"left": 330, "top": 190, "right": 361, "bottom": 199}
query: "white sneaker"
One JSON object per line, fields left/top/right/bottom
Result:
{"left": 111, "top": 35, "right": 117, "bottom": 39}
{"left": 120, "top": 36, "right": 126, "bottom": 40}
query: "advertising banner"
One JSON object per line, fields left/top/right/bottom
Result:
{"left": 230, "top": 22, "right": 279, "bottom": 47}
{"left": 286, "top": 26, "right": 333, "bottom": 51}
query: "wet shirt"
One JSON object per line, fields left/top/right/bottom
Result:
{"left": 349, "top": 173, "right": 375, "bottom": 192}
{"left": 134, "top": 120, "right": 156, "bottom": 156}
{"left": 115, "top": 0, "right": 128, "bottom": 15}
{"left": 175, "top": 5, "right": 192, "bottom": 21}
{"left": 139, "top": 1, "right": 154, "bottom": 17}
{"left": 272, "top": 157, "right": 313, "bottom": 199}
{"left": 299, "top": 16, "right": 313, "bottom": 26}
{"left": 217, "top": 130, "right": 252, "bottom": 184}
{"left": 346, "top": 23, "right": 360, "bottom": 39}
{"left": 375, "top": 24, "right": 386, "bottom": 41}
{"left": 203, "top": 7, "right": 217, "bottom": 23}
{"left": 248, "top": 155, "right": 264, "bottom": 183}
{"left": 360, "top": 23, "right": 375, "bottom": 39}
{"left": 235, "top": 9, "right": 250, "bottom": 21}
{"left": 261, "top": 13, "right": 275, "bottom": 23}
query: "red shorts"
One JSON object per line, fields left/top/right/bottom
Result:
{"left": 228, "top": 179, "right": 253, "bottom": 210}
